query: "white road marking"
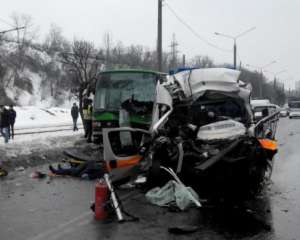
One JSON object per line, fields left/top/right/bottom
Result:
{"left": 27, "top": 211, "right": 91, "bottom": 240}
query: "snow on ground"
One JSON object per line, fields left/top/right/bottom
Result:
{"left": 12, "top": 106, "right": 82, "bottom": 129}
{"left": 0, "top": 129, "right": 84, "bottom": 156}
{"left": 0, "top": 131, "right": 85, "bottom": 171}
{"left": 0, "top": 106, "right": 85, "bottom": 168}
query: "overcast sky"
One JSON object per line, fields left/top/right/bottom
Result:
{"left": 0, "top": 0, "right": 299, "bottom": 89}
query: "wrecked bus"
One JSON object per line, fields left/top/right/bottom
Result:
{"left": 93, "top": 69, "right": 165, "bottom": 142}
{"left": 103, "top": 68, "right": 279, "bottom": 200}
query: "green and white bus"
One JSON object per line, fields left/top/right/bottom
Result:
{"left": 93, "top": 69, "right": 165, "bottom": 142}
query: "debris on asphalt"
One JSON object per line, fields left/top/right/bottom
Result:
{"left": 0, "top": 167, "right": 8, "bottom": 177}
{"left": 15, "top": 166, "right": 25, "bottom": 172}
{"left": 168, "top": 225, "right": 200, "bottom": 235}
{"left": 30, "top": 171, "right": 47, "bottom": 179}
{"left": 134, "top": 176, "right": 146, "bottom": 184}
{"left": 118, "top": 182, "right": 135, "bottom": 190}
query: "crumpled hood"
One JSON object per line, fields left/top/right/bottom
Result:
{"left": 197, "top": 119, "right": 246, "bottom": 141}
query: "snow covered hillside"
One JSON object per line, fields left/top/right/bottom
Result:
{"left": 0, "top": 39, "right": 75, "bottom": 107}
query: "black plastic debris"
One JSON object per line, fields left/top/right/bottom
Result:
{"left": 168, "top": 225, "right": 200, "bottom": 235}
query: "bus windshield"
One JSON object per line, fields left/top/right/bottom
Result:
{"left": 288, "top": 101, "right": 300, "bottom": 109}
{"left": 94, "top": 72, "right": 157, "bottom": 113}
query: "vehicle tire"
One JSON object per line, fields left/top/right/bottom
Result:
{"left": 146, "top": 148, "right": 172, "bottom": 189}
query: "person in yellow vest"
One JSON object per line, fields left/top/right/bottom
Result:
{"left": 83, "top": 99, "right": 93, "bottom": 143}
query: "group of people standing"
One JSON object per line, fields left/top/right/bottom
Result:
{"left": 0, "top": 105, "right": 16, "bottom": 143}
{"left": 71, "top": 98, "right": 93, "bottom": 143}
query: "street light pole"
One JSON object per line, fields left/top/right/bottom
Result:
{"left": 157, "top": 0, "right": 163, "bottom": 72}
{"left": 215, "top": 27, "right": 255, "bottom": 69}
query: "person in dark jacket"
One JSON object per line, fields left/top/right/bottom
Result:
{"left": 0, "top": 105, "right": 10, "bottom": 143}
{"left": 8, "top": 105, "right": 16, "bottom": 139}
{"left": 49, "top": 161, "right": 104, "bottom": 180}
{"left": 71, "top": 103, "right": 79, "bottom": 131}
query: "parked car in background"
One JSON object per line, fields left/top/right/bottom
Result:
{"left": 251, "top": 99, "right": 279, "bottom": 122}
{"left": 279, "top": 108, "right": 289, "bottom": 117}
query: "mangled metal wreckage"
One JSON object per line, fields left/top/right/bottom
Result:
{"left": 103, "top": 68, "right": 278, "bottom": 200}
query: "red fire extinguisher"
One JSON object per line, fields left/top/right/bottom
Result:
{"left": 94, "top": 179, "right": 109, "bottom": 220}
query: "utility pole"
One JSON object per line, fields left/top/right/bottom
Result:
{"left": 157, "top": 0, "right": 163, "bottom": 72}
{"left": 104, "top": 32, "right": 111, "bottom": 68}
{"left": 233, "top": 39, "right": 237, "bottom": 69}
{"left": 182, "top": 54, "right": 186, "bottom": 67}
{"left": 169, "top": 33, "right": 179, "bottom": 70}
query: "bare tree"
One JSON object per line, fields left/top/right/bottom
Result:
{"left": 61, "top": 40, "right": 101, "bottom": 119}
{"left": 44, "top": 24, "right": 66, "bottom": 55}
{"left": 190, "top": 55, "right": 214, "bottom": 68}
{"left": 42, "top": 24, "right": 68, "bottom": 97}
{"left": 10, "top": 13, "right": 38, "bottom": 72}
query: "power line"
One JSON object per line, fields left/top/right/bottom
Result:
{"left": 165, "top": 2, "right": 231, "bottom": 53}
{"left": 1, "top": 37, "right": 105, "bottom": 61}
{"left": 0, "top": 26, "right": 25, "bottom": 35}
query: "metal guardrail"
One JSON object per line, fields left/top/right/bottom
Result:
{"left": 14, "top": 125, "right": 83, "bottom": 136}
{"left": 254, "top": 110, "right": 280, "bottom": 139}
{"left": 14, "top": 123, "right": 83, "bottom": 131}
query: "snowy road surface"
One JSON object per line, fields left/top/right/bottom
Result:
{"left": 1, "top": 118, "right": 300, "bottom": 240}
{"left": 0, "top": 128, "right": 84, "bottom": 171}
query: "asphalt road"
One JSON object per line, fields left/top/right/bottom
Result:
{"left": 0, "top": 118, "right": 300, "bottom": 240}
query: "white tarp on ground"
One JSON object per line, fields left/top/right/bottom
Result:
{"left": 145, "top": 180, "right": 200, "bottom": 211}
{"left": 172, "top": 68, "right": 241, "bottom": 98}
